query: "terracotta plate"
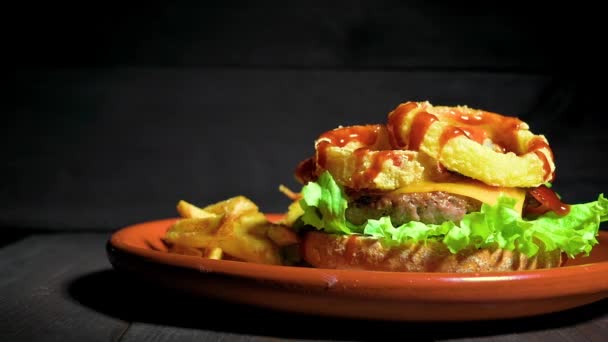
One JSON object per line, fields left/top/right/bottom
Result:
{"left": 107, "top": 216, "right": 608, "bottom": 321}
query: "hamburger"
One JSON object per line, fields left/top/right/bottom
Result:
{"left": 286, "top": 101, "right": 607, "bottom": 272}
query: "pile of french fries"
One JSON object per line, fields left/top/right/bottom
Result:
{"left": 162, "top": 196, "right": 299, "bottom": 265}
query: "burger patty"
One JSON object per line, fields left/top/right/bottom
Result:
{"left": 345, "top": 191, "right": 482, "bottom": 226}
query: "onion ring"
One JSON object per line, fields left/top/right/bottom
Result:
{"left": 387, "top": 101, "right": 555, "bottom": 187}
{"left": 313, "top": 124, "right": 425, "bottom": 190}
{"left": 297, "top": 101, "right": 555, "bottom": 190}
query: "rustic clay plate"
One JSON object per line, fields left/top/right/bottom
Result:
{"left": 107, "top": 216, "right": 608, "bottom": 321}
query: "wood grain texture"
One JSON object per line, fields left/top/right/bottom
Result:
{"left": 0, "top": 233, "right": 128, "bottom": 341}
{"left": 1, "top": 233, "right": 607, "bottom": 341}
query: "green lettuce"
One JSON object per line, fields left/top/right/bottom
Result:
{"left": 299, "top": 171, "right": 363, "bottom": 234}
{"left": 299, "top": 171, "right": 607, "bottom": 258}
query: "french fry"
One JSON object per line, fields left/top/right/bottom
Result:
{"left": 214, "top": 211, "right": 282, "bottom": 265}
{"left": 169, "top": 216, "right": 223, "bottom": 233}
{"left": 176, "top": 200, "right": 221, "bottom": 219}
{"left": 202, "top": 196, "right": 258, "bottom": 217}
{"left": 267, "top": 225, "right": 299, "bottom": 246}
{"left": 164, "top": 216, "right": 224, "bottom": 247}
{"left": 278, "top": 200, "right": 304, "bottom": 226}
{"left": 206, "top": 247, "right": 223, "bottom": 260}
{"left": 279, "top": 184, "right": 302, "bottom": 201}
{"left": 164, "top": 196, "right": 294, "bottom": 265}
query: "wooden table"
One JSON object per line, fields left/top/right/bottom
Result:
{"left": 1, "top": 232, "right": 606, "bottom": 341}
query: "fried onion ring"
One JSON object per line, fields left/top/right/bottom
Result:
{"left": 387, "top": 101, "right": 555, "bottom": 187}
{"left": 296, "top": 101, "right": 555, "bottom": 190}
{"left": 313, "top": 124, "right": 426, "bottom": 190}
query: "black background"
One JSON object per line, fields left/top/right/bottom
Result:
{"left": 5, "top": 1, "right": 608, "bottom": 231}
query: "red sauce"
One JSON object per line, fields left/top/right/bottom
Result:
{"left": 533, "top": 151, "right": 553, "bottom": 181}
{"left": 316, "top": 125, "right": 382, "bottom": 168}
{"left": 387, "top": 101, "right": 420, "bottom": 148}
{"left": 438, "top": 126, "right": 489, "bottom": 147}
{"left": 352, "top": 150, "right": 406, "bottom": 188}
{"left": 407, "top": 111, "right": 438, "bottom": 150}
{"left": 446, "top": 109, "right": 524, "bottom": 153}
{"left": 448, "top": 109, "right": 485, "bottom": 124}
{"left": 294, "top": 157, "right": 316, "bottom": 184}
{"left": 526, "top": 185, "right": 570, "bottom": 216}
{"left": 319, "top": 125, "right": 381, "bottom": 148}
{"left": 351, "top": 148, "right": 369, "bottom": 187}
{"left": 315, "top": 142, "right": 330, "bottom": 168}
{"left": 528, "top": 137, "right": 550, "bottom": 153}
{"left": 528, "top": 137, "right": 555, "bottom": 181}
{"left": 439, "top": 127, "right": 464, "bottom": 147}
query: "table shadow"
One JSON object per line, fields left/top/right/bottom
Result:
{"left": 67, "top": 269, "right": 607, "bottom": 341}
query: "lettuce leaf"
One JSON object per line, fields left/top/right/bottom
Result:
{"left": 299, "top": 171, "right": 363, "bottom": 234}
{"left": 299, "top": 171, "right": 607, "bottom": 258}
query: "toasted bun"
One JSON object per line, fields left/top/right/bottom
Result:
{"left": 302, "top": 231, "right": 565, "bottom": 272}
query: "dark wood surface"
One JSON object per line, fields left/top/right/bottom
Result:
{"left": 1, "top": 233, "right": 606, "bottom": 341}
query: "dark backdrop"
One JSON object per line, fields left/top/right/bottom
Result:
{"left": 5, "top": 1, "right": 607, "bottom": 231}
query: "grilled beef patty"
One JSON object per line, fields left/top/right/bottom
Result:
{"left": 345, "top": 191, "right": 482, "bottom": 226}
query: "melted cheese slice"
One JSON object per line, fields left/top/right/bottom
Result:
{"left": 390, "top": 181, "right": 526, "bottom": 214}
